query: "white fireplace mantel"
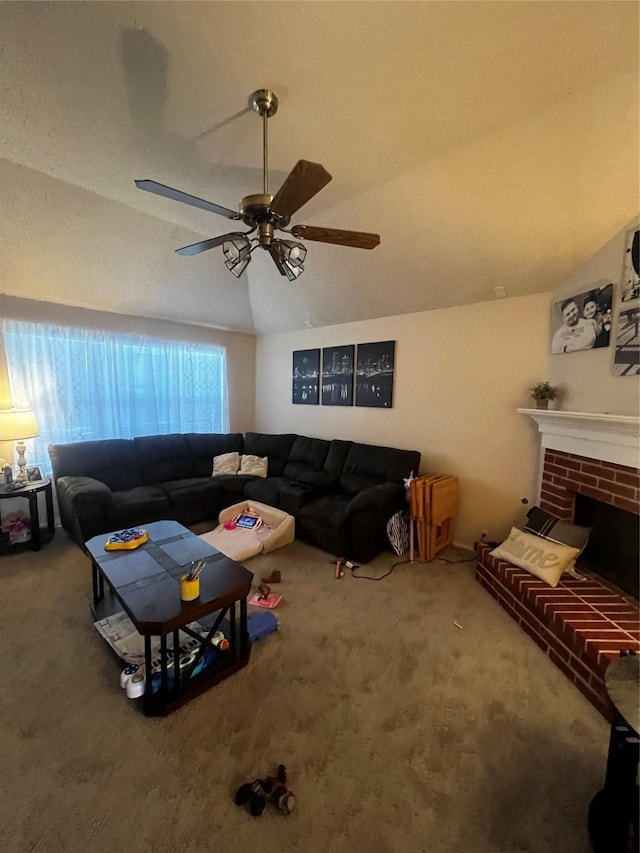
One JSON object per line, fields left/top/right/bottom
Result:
{"left": 517, "top": 409, "right": 640, "bottom": 469}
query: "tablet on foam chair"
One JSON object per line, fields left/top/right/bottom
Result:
{"left": 199, "top": 500, "right": 294, "bottom": 562}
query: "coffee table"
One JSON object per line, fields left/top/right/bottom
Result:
{"left": 85, "top": 520, "right": 253, "bottom": 716}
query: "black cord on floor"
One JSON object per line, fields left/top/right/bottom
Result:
{"left": 350, "top": 558, "right": 411, "bottom": 581}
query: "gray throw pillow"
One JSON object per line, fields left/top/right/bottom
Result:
{"left": 524, "top": 506, "right": 590, "bottom": 574}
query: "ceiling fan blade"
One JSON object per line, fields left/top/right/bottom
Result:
{"left": 268, "top": 244, "right": 287, "bottom": 276}
{"left": 176, "top": 232, "right": 248, "bottom": 256}
{"left": 291, "top": 224, "right": 380, "bottom": 250}
{"left": 269, "top": 161, "right": 332, "bottom": 218}
{"left": 135, "top": 179, "right": 240, "bottom": 219}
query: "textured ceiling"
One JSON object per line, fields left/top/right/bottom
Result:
{"left": 1, "top": 1, "right": 638, "bottom": 334}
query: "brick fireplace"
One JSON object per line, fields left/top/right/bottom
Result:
{"left": 475, "top": 409, "right": 640, "bottom": 718}
{"left": 540, "top": 449, "right": 639, "bottom": 521}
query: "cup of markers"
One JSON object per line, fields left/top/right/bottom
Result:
{"left": 181, "top": 559, "right": 205, "bottom": 601}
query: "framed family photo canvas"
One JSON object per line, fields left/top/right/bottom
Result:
{"left": 613, "top": 306, "right": 640, "bottom": 377}
{"left": 292, "top": 349, "right": 320, "bottom": 405}
{"left": 620, "top": 227, "right": 640, "bottom": 303}
{"left": 321, "top": 345, "right": 354, "bottom": 406}
{"left": 550, "top": 283, "right": 613, "bottom": 354}
{"left": 355, "top": 341, "right": 395, "bottom": 408}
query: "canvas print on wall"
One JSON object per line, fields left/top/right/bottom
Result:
{"left": 613, "top": 306, "right": 640, "bottom": 377}
{"left": 621, "top": 227, "right": 640, "bottom": 303}
{"left": 355, "top": 341, "right": 395, "bottom": 408}
{"left": 292, "top": 349, "right": 320, "bottom": 404}
{"left": 550, "top": 283, "right": 613, "bottom": 354}
{"left": 321, "top": 345, "right": 354, "bottom": 406}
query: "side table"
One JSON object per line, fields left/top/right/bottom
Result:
{"left": 0, "top": 479, "right": 55, "bottom": 552}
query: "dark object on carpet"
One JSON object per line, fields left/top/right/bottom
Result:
{"left": 434, "top": 545, "right": 476, "bottom": 563}
{"left": 257, "top": 581, "right": 272, "bottom": 598}
{"left": 235, "top": 764, "right": 296, "bottom": 816}
{"left": 261, "top": 570, "right": 281, "bottom": 584}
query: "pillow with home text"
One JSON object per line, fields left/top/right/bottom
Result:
{"left": 490, "top": 527, "right": 579, "bottom": 587}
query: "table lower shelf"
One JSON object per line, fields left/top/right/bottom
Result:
{"left": 91, "top": 596, "right": 251, "bottom": 717}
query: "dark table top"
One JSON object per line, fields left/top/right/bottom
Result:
{"left": 85, "top": 520, "right": 253, "bottom": 634}
{"left": 605, "top": 655, "right": 640, "bottom": 735}
{"left": 0, "top": 478, "right": 50, "bottom": 496}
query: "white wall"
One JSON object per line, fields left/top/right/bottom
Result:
{"left": 256, "top": 293, "right": 550, "bottom": 549}
{"left": 548, "top": 218, "right": 640, "bottom": 415}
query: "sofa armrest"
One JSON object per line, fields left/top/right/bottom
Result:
{"left": 55, "top": 476, "right": 113, "bottom": 544}
{"left": 345, "top": 483, "right": 404, "bottom": 519}
{"left": 56, "top": 476, "right": 113, "bottom": 505}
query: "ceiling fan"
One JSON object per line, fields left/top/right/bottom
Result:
{"left": 135, "top": 89, "right": 380, "bottom": 280}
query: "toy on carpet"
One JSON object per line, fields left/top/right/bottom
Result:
{"left": 249, "top": 591, "right": 282, "bottom": 609}
{"left": 235, "top": 764, "right": 295, "bottom": 816}
{"left": 247, "top": 610, "right": 279, "bottom": 642}
{"left": 261, "top": 570, "right": 281, "bottom": 584}
{"left": 257, "top": 580, "right": 272, "bottom": 598}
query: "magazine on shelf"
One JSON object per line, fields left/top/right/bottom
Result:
{"left": 93, "top": 610, "right": 211, "bottom": 664}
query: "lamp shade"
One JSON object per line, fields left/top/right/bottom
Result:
{"left": 0, "top": 407, "right": 39, "bottom": 441}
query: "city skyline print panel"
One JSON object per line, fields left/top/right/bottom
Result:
{"left": 355, "top": 340, "right": 395, "bottom": 408}
{"left": 321, "top": 345, "right": 355, "bottom": 406}
{"left": 292, "top": 348, "right": 320, "bottom": 404}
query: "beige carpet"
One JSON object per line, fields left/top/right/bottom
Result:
{"left": 0, "top": 528, "right": 608, "bottom": 853}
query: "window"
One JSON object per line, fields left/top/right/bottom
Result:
{"left": 2, "top": 320, "right": 228, "bottom": 473}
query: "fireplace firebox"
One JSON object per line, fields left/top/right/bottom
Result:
{"left": 574, "top": 493, "right": 639, "bottom": 600}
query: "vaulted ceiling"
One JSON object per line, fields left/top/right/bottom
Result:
{"left": 1, "top": 1, "right": 638, "bottom": 334}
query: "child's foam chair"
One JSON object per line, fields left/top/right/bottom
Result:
{"left": 199, "top": 500, "right": 294, "bottom": 562}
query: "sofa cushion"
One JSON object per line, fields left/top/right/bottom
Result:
{"left": 160, "top": 477, "right": 223, "bottom": 505}
{"left": 133, "top": 435, "right": 194, "bottom": 484}
{"left": 323, "top": 440, "right": 352, "bottom": 476}
{"left": 243, "top": 476, "right": 288, "bottom": 506}
{"left": 244, "top": 433, "right": 296, "bottom": 477}
{"left": 339, "top": 443, "right": 420, "bottom": 496}
{"left": 109, "top": 486, "right": 171, "bottom": 528}
{"left": 49, "top": 438, "right": 142, "bottom": 491}
{"left": 282, "top": 436, "right": 330, "bottom": 481}
{"left": 186, "top": 433, "right": 244, "bottom": 478}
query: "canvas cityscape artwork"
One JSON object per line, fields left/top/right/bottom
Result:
{"left": 292, "top": 349, "right": 320, "bottom": 404}
{"left": 355, "top": 341, "right": 395, "bottom": 408}
{"left": 321, "top": 345, "right": 354, "bottom": 406}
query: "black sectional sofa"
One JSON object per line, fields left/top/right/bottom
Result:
{"left": 49, "top": 433, "right": 420, "bottom": 563}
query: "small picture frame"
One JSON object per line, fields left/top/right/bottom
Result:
{"left": 26, "top": 466, "right": 42, "bottom": 482}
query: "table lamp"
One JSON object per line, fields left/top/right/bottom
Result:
{"left": 0, "top": 407, "right": 39, "bottom": 482}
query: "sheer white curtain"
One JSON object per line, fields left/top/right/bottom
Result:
{"left": 2, "top": 320, "right": 229, "bottom": 474}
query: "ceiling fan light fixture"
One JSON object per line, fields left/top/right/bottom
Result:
{"left": 279, "top": 240, "right": 307, "bottom": 268}
{"left": 222, "top": 235, "right": 251, "bottom": 264}
{"left": 282, "top": 258, "right": 304, "bottom": 281}
{"left": 225, "top": 254, "right": 251, "bottom": 278}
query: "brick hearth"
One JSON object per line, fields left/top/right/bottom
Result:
{"left": 476, "top": 441, "right": 639, "bottom": 719}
